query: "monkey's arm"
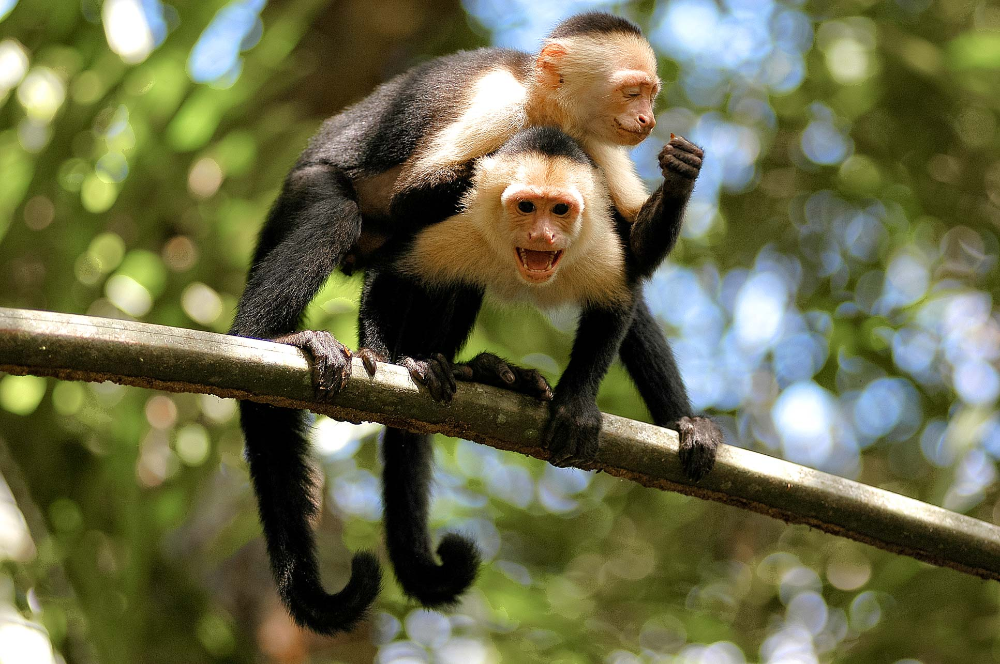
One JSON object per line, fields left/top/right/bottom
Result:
{"left": 619, "top": 298, "right": 720, "bottom": 480}
{"left": 545, "top": 302, "right": 633, "bottom": 465}
{"left": 388, "top": 162, "right": 476, "bottom": 232}
{"left": 628, "top": 135, "right": 704, "bottom": 279}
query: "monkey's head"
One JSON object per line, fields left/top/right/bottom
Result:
{"left": 500, "top": 184, "right": 583, "bottom": 284}
{"left": 469, "top": 127, "right": 609, "bottom": 286}
{"left": 534, "top": 13, "right": 660, "bottom": 147}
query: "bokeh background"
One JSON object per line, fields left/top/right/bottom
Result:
{"left": 1, "top": 0, "right": 999, "bottom": 662}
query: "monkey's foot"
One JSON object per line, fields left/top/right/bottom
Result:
{"left": 544, "top": 394, "right": 602, "bottom": 467}
{"left": 453, "top": 353, "right": 553, "bottom": 401}
{"left": 358, "top": 348, "right": 387, "bottom": 377}
{"left": 273, "top": 330, "right": 352, "bottom": 402}
{"left": 401, "top": 354, "right": 457, "bottom": 404}
{"left": 673, "top": 416, "right": 722, "bottom": 481}
{"left": 658, "top": 135, "right": 704, "bottom": 198}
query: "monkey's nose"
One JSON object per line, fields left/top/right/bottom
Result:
{"left": 527, "top": 229, "right": 557, "bottom": 244}
{"left": 637, "top": 114, "right": 655, "bottom": 129}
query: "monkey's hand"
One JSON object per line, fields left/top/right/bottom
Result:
{"left": 544, "top": 393, "right": 602, "bottom": 467}
{"left": 672, "top": 416, "right": 722, "bottom": 481}
{"left": 453, "top": 353, "right": 553, "bottom": 401}
{"left": 273, "top": 330, "right": 352, "bottom": 402}
{"left": 658, "top": 134, "right": 704, "bottom": 199}
{"left": 401, "top": 353, "right": 457, "bottom": 404}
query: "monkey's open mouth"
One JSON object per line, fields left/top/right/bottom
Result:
{"left": 515, "top": 247, "right": 563, "bottom": 282}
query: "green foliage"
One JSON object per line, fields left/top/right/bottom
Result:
{"left": 0, "top": 1, "right": 999, "bottom": 663}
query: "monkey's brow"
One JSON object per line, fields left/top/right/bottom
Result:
{"left": 615, "top": 71, "right": 657, "bottom": 88}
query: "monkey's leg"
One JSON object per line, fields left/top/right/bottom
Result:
{"left": 545, "top": 303, "right": 633, "bottom": 466}
{"left": 453, "top": 352, "right": 553, "bottom": 401}
{"left": 358, "top": 270, "right": 486, "bottom": 606}
{"left": 230, "top": 163, "right": 380, "bottom": 635}
{"left": 232, "top": 163, "right": 363, "bottom": 397}
{"left": 619, "top": 298, "right": 722, "bottom": 481}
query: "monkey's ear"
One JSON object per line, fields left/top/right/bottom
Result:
{"left": 535, "top": 42, "right": 568, "bottom": 88}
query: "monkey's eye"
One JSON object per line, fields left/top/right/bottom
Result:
{"left": 552, "top": 203, "right": 570, "bottom": 215}
{"left": 624, "top": 87, "right": 642, "bottom": 98}
{"left": 517, "top": 201, "right": 535, "bottom": 214}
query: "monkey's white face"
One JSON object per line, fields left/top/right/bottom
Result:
{"left": 500, "top": 184, "right": 584, "bottom": 284}
{"left": 604, "top": 70, "right": 659, "bottom": 145}
{"left": 537, "top": 34, "right": 661, "bottom": 147}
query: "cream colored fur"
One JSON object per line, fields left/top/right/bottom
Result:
{"left": 398, "top": 153, "right": 631, "bottom": 309}
{"left": 581, "top": 140, "right": 649, "bottom": 222}
{"left": 393, "top": 32, "right": 659, "bottom": 222}
{"left": 395, "top": 68, "right": 527, "bottom": 194}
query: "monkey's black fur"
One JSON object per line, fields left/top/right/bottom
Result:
{"left": 547, "top": 11, "right": 643, "bottom": 40}
{"left": 496, "top": 125, "right": 593, "bottom": 164}
{"left": 229, "top": 45, "right": 533, "bottom": 634}
{"left": 369, "top": 127, "right": 718, "bottom": 603}
{"left": 230, "top": 17, "right": 717, "bottom": 634}
{"left": 358, "top": 270, "right": 486, "bottom": 605}
{"left": 239, "top": 403, "right": 381, "bottom": 634}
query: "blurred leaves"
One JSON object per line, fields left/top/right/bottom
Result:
{"left": 1, "top": 0, "right": 1000, "bottom": 663}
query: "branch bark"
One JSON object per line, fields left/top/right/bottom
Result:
{"left": 1, "top": 306, "right": 999, "bottom": 581}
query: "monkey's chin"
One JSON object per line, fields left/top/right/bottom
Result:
{"left": 612, "top": 119, "right": 651, "bottom": 145}
{"left": 514, "top": 247, "right": 563, "bottom": 284}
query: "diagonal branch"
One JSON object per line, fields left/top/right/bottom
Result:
{"left": 1, "top": 306, "right": 999, "bottom": 581}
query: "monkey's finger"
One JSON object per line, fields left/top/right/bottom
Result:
{"left": 469, "top": 353, "right": 512, "bottom": 384}
{"left": 501, "top": 363, "right": 517, "bottom": 385}
{"left": 359, "top": 348, "right": 380, "bottom": 378}
{"left": 425, "top": 370, "right": 447, "bottom": 403}
{"left": 518, "top": 369, "right": 553, "bottom": 401}
{"left": 662, "top": 145, "right": 702, "bottom": 169}
{"left": 426, "top": 358, "right": 453, "bottom": 403}
{"left": 661, "top": 156, "right": 700, "bottom": 179}
{"left": 545, "top": 421, "right": 576, "bottom": 466}
{"left": 337, "top": 343, "right": 353, "bottom": 393}
{"left": 402, "top": 357, "right": 428, "bottom": 385}
{"left": 312, "top": 356, "right": 330, "bottom": 395}
{"left": 452, "top": 364, "right": 475, "bottom": 381}
{"left": 433, "top": 353, "right": 457, "bottom": 394}
{"left": 668, "top": 135, "right": 704, "bottom": 158}
{"left": 307, "top": 340, "right": 334, "bottom": 396}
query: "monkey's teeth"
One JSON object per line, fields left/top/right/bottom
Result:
{"left": 517, "top": 248, "right": 562, "bottom": 272}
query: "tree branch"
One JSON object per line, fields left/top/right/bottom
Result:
{"left": 1, "top": 306, "right": 999, "bottom": 581}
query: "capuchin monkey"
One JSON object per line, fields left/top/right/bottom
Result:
{"left": 230, "top": 12, "right": 720, "bottom": 634}
{"left": 365, "top": 127, "right": 716, "bottom": 609}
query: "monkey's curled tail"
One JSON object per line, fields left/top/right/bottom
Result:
{"left": 241, "top": 401, "right": 381, "bottom": 634}
{"left": 382, "top": 428, "right": 480, "bottom": 607}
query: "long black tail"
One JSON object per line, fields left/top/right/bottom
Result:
{"left": 382, "top": 427, "right": 480, "bottom": 607}
{"left": 241, "top": 401, "right": 381, "bottom": 634}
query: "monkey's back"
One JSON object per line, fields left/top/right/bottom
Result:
{"left": 299, "top": 48, "right": 533, "bottom": 179}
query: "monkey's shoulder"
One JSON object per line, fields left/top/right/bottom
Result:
{"left": 299, "top": 48, "right": 533, "bottom": 177}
